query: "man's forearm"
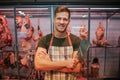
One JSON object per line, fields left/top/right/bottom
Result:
{"left": 35, "top": 57, "right": 68, "bottom": 71}
{"left": 57, "top": 63, "right": 81, "bottom": 73}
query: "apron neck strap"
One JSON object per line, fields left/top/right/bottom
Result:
{"left": 67, "top": 32, "right": 72, "bottom": 46}
{"left": 49, "top": 33, "right": 54, "bottom": 46}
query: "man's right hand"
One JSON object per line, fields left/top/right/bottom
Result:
{"left": 38, "top": 48, "right": 51, "bottom": 61}
{"left": 65, "top": 58, "right": 78, "bottom": 69}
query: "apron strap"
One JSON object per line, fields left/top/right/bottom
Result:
{"left": 67, "top": 32, "right": 72, "bottom": 46}
{"left": 49, "top": 32, "right": 72, "bottom": 46}
{"left": 49, "top": 33, "right": 54, "bottom": 46}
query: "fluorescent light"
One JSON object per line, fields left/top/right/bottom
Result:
{"left": 91, "top": 8, "right": 120, "bottom": 10}
{"left": 18, "top": 11, "right": 25, "bottom": 16}
{"left": 3, "top": 15, "right": 6, "bottom": 18}
{"left": 18, "top": 11, "right": 22, "bottom": 14}
{"left": 16, "top": 8, "right": 48, "bottom": 10}
{"left": 82, "top": 15, "right": 87, "bottom": 18}
{"left": 69, "top": 8, "right": 88, "bottom": 10}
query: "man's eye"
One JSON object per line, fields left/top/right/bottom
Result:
{"left": 63, "top": 18, "right": 68, "bottom": 21}
{"left": 57, "top": 18, "right": 61, "bottom": 20}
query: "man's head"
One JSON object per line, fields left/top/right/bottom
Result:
{"left": 54, "top": 6, "right": 70, "bottom": 33}
{"left": 54, "top": 6, "right": 70, "bottom": 19}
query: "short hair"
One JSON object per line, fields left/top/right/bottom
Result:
{"left": 54, "top": 5, "right": 70, "bottom": 19}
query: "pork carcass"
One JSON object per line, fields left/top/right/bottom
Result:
{"left": 0, "top": 15, "right": 12, "bottom": 48}
{"left": 92, "top": 21, "right": 108, "bottom": 47}
{"left": 16, "top": 15, "right": 23, "bottom": 30}
{"left": 79, "top": 24, "right": 88, "bottom": 40}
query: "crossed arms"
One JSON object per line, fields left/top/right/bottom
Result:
{"left": 34, "top": 47, "right": 81, "bottom": 73}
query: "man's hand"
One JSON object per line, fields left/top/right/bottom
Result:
{"left": 65, "top": 58, "right": 78, "bottom": 69}
{"left": 38, "top": 49, "right": 51, "bottom": 61}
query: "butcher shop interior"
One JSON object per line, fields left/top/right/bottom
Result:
{"left": 0, "top": 0, "right": 120, "bottom": 80}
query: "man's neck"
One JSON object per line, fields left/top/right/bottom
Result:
{"left": 54, "top": 31, "right": 68, "bottom": 38}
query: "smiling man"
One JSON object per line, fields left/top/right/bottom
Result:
{"left": 34, "top": 5, "right": 82, "bottom": 80}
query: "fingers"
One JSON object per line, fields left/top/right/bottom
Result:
{"left": 73, "top": 58, "right": 79, "bottom": 67}
{"left": 66, "top": 59, "right": 78, "bottom": 69}
{"left": 38, "top": 51, "right": 51, "bottom": 60}
{"left": 38, "top": 51, "right": 47, "bottom": 58}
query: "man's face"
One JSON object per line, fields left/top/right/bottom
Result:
{"left": 54, "top": 12, "right": 70, "bottom": 33}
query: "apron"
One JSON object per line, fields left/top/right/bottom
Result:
{"left": 44, "top": 33, "right": 77, "bottom": 80}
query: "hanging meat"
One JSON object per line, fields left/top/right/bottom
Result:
{"left": 16, "top": 15, "right": 23, "bottom": 30}
{"left": 33, "top": 25, "right": 43, "bottom": 42}
{"left": 33, "top": 18, "right": 43, "bottom": 48}
{"left": 79, "top": 24, "right": 88, "bottom": 40}
{"left": 21, "top": 14, "right": 31, "bottom": 32}
{"left": 19, "top": 14, "right": 35, "bottom": 51}
{"left": 0, "top": 15, "right": 12, "bottom": 49}
{"left": 18, "top": 15, "right": 34, "bottom": 67}
{"left": 19, "top": 14, "right": 34, "bottom": 41}
{"left": 0, "top": 52, "right": 17, "bottom": 69}
{"left": 92, "top": 21, "right": 108, "bottom": 47}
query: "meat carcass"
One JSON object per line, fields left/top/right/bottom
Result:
{"left": 92, "top": 21, "right": 108, "bottom": 47}
{"left": 79, "top": 24, "right": 88, "bottom": 40}
{"left": 33, "top": 25, "right": 43, "bottom": 42}
{"left": 16, "top": 15, "right": 23, "bottom": 30}
{"left": 0, "top": 15, "right": 12, "bottom": 48}
{"left": 0, "top": 52, "right": 16, "bottom": 69}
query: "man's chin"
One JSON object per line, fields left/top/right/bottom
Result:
{"left": 59, "top": 30, "right": 66, "bottom": 33}
{"left": 56, "top": 29, "right": 66, "bottom": 33}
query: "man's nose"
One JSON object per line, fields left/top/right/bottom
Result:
{"left": 60, "top": 19, "right": 64, "bottom": 24}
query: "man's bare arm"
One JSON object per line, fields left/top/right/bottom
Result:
{"left": 34, "top": 47, "right": 76, "bottom": 71}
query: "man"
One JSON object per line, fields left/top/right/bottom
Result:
{"left": 34, "top": 5, "right": 82, "bottom": 80}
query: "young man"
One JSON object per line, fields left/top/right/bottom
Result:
{"left": 34, "top": 5, "right": 82, "bottom": 80}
